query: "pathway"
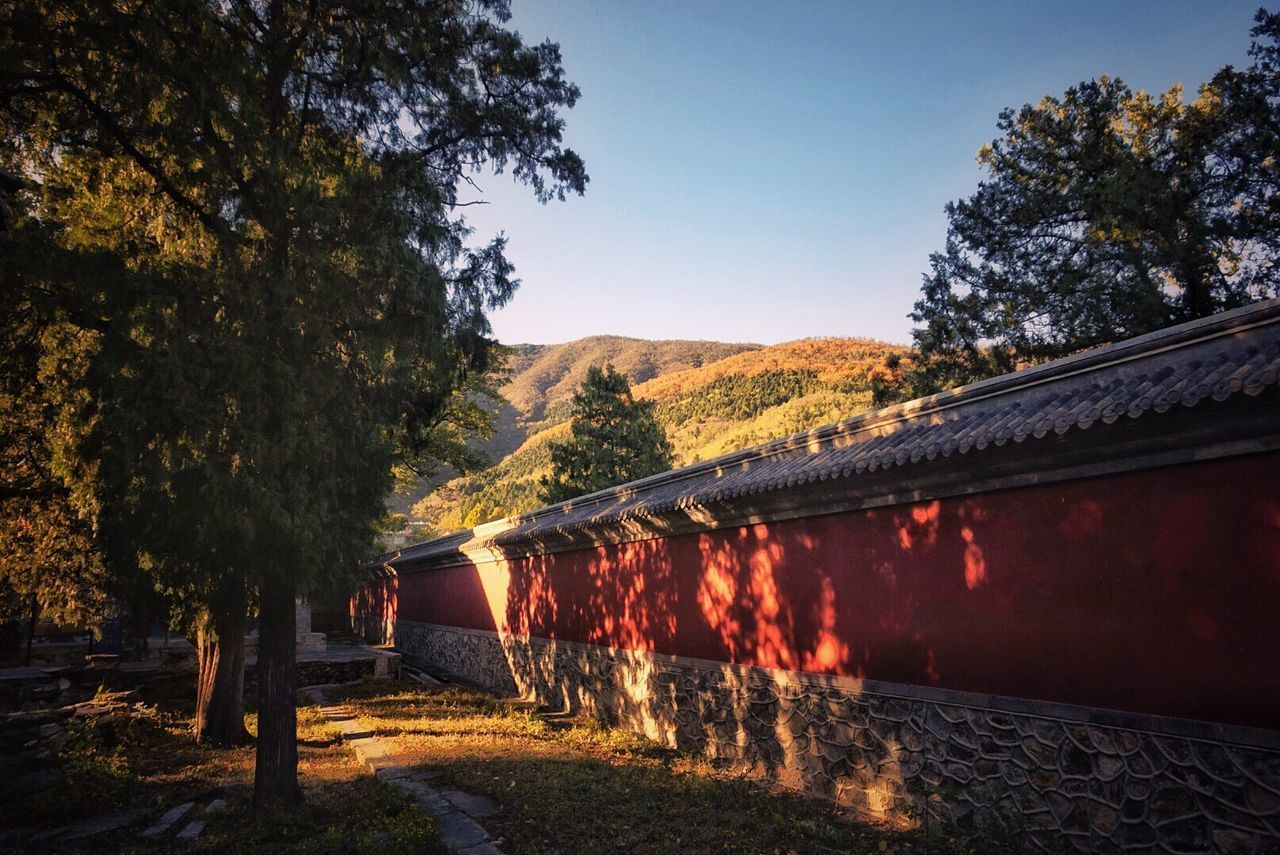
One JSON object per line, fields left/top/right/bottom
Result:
{"left": 303, "top": 685, "right": 504, "bottom": 855}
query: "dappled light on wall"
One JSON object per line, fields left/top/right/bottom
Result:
{"left": 960, "top": 527, "right": 986, "bottom": 590}
{"left": 390, "top": 452, "right": 1280, "bottom": 729}
{"left": 582, "top": 539, "right": 675, "bottom": 652}
{"left": 894, "top": 500, "right": 940, "bottom": 551}
{"left": 694, "top": 523, "right": 850, "bottom": 674}
{"left": 745, "top": 526, "right": 797, "bottom": 670}
{"left": 802, "top": 577, "right": 849, "bottom": 672}
{"left": 695, "top": 533, "right": 742, "bottom": 659}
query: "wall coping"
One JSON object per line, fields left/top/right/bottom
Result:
{"left": 379, "top": 299, "right": 1280, "bottom": 574}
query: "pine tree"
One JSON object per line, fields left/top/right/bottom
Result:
{"left": 0, "top": 218, "right": 108, "bottom": 633}
{"left": 1, "top": 0, "right": 584, "bottom": 807}
{"left": 906, "top": 10, "right": 1280, "bottom": 392}
{"left": 540, "top": 365, "right": 673, "bottom": 504}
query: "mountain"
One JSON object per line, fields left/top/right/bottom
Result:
{"left": 384, "top": 336, "right": 759, "bottom": 518}
{"left": 395, "top": 336, "right": 907, "bottom": 542}
{"left": 501, "top": 336, "right": 760, "bottom": 424}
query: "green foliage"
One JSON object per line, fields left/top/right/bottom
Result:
{"left": 1, "top": 0, "right": 585, "bottom": 799}
{"left": 43, "top": 722, "right": 133, "bottom": 805}
{"left": 2, "top": 0, "right": 586, "bottom": 583}
{"left": 908, "top": 9, "right": 1280, "bottom": 392}
{"left": 656, "top": 369, "right": 823, "bottom": 423}
{"left": 539, "top": 365, "right": 674, "bottom": 504}
{"left": 682, "top": 389, "right": 875, "bottom": 459}
{"left": 394, "top": 367, "right": 505, "bottom": 485}
{"left": 411, "top": 437, "right": 553, "bottom": 534}
{"left": 16, "top": 701, "right": 168, "bottom": 826}
{"left": 0, "top": 213, "right": 113, "bottom": 625}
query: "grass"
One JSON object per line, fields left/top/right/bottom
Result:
{"left": 334, "top": 679, "right": 991, "bottom": 855}
{"left": 8, "top": 678, "right": 1007, "bottom": 853}
{"left": 3, "top": 689, "right": 444, "bottom": 854}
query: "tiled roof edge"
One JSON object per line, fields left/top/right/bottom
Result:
{"left": 377, "top": 298, "right": 1280, "bottom": 569}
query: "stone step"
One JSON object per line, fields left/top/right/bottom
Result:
{"left": 140, "top": 801, "right": 195, "bottom": 839}
{"left": 175, "top": 820, "right": 206, "bottom": 842}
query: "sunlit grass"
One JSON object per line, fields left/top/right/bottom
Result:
{"left": 333, "top": 679, "right": 993, "bottom": 855}
{"left": 296, "top": 704, "right": 343, "bottom": 744}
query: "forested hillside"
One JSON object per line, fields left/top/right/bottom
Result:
{"left": 399, "top": 338, "right": 907, "bottom": 541}
{"left": 384, "top": 337, "right": 758, "bottom": 519}
{"left": 502, "top": 336, "right": 759, "bottom": 423}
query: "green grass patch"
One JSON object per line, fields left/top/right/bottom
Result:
{"left": 193, "top": 775, "right": 445, "bottom": 855}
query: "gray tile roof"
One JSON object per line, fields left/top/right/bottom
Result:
{"left": 384, "top": 299, "right": 1280, "bottom": 570}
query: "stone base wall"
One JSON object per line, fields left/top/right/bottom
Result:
{"left": 245, "top": 656, "right": 377, "bottom": 694}
{"left": 397, "top": 620, "right": 1280, "bottom": 853}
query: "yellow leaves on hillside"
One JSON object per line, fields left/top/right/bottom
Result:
{"left": 511, "top": 420, "right": 571, "bottom": 455}
{"left": 407, "top": 338, "right": 910, "bottom": 537}
{"left": 634, "top": 338, "right": 907, "bottom": 403}
{"left": 669, "top": 389, "right": 875, "bottom": 465}
{"left": 500, "top": 338, "right": 758, "bottom": 422}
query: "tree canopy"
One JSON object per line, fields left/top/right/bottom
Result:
{"left": 907, "top": 9, "right": 1280, "bottom": 393}
{"left": 540, "top": 365, "right": 673, "bottom": 504}
{"left": 0, "top": 219, "right": 108, "bottom": 629}
{"left": 1, "top": 0, "right": 584, "bottom": 806}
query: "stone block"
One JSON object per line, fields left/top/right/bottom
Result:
{"left": 140, "top": 802, "right": 194, "bottom": 838}
{"left": 296, "top": 632, "right": 327, "bottom": 654}
{"left": 175, "top": 820, "right": 205, "bottom": 841}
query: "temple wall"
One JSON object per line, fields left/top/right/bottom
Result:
{"left": 397, "top": 621, "right": 1280, "bottom": 852}
{"left": 381, "top": 452, "right": 1280, "bottom": 851}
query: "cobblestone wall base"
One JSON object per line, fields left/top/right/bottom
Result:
{"left": 396, "top": 620, "right": 1280, "bottom": 853}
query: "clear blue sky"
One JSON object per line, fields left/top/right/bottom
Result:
{"left": 465, "top": 1, "right": 1260, "bottom": 346}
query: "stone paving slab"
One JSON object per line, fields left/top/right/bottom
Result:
{"left": 441, "top": 790, "right": 499, "bottom": 819}
{"left": 429, "top": 807, "right": 491, "bottom": 851}
{"left": 0, "top": 666, "right": 56, "bottom": 682}
{"left": 140, "top": 801, "right": 194, "bottom": 838}
{"left": 304, "top": 686, "right": 505, "bottom": 854}
{"left": 403, "top": 665, "right": 441, "bottom": 686}
{"left": 32, "top": 807, "right": 150, "bottom": 843}
{"left": 175, "top": 819, "right": 206, "bottom": 841}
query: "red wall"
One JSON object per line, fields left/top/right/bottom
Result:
{"left": 396, "top": 453, "right": 1280, "bottom": 730}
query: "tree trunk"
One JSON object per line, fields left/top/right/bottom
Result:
{"left": 253, "top": 573, "right": 301, "bottom": 810}
{"left": 25, "top": 594, "right": 39, "bottom": 667}
{"left": 194, "top": 605, "right": 248, "bottom": 746}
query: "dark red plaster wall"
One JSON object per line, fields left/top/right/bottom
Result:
{"left": 395, "top": 453, "right": 1280, "bottom": 730}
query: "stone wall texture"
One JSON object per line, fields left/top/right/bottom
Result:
{"left": 397, "top": 620, "right": 1280, "bottom": 854}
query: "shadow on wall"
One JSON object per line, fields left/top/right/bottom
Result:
{"left": 445, "top": 454, "right": 1280, "bottom": 731}
{"left": 477, "top": 496, "right": 950, "bottom": 830}
{"left": 381, "top": 452, "right": 1280, "bottom": 845}
{"left": 483, "top": 497, "right": 989, "bottom": 694}
{"left": 405, "top": 617, "right": 1280, "bottom": 850}
{"left": 492, "top": 634, "right": 924, "bottom": 831}
{"left": 351, "top": 567, "right": 397, "bottom": 644}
